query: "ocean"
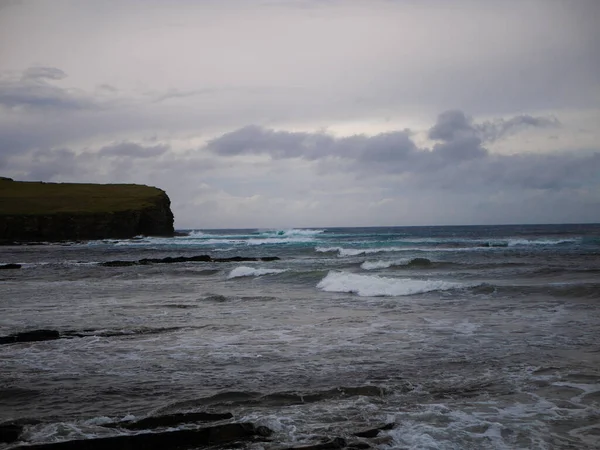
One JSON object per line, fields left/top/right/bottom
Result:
{"left": 1, "top": 224, "right": 599, "bottom": 449}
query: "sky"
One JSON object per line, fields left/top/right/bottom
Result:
{"left": 1, "top": 0, "right": 599, "bottom": 228}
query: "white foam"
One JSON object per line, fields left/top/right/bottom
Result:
{"left": 246, "top": 237, "right": 315, "bottom": 245}
{"left": 270, "top": 229, "right": 325, "bottom": 237}
{"left": 315, "top": 246, "right": 342, "bottom": 253}
{"left": 83, "top": 416, "right": 113, "bottom": 426}
{"left": 361, "top": 259, "right": 410, "bottom": 270}
{"left": 228, "top": 266, "right": 288, "bottom": 278}
{"left": 186, "top": 230, "right": 208, "bottom": 237}
{"left": 316, "top": 271, "right": 462, "bottom": 297}
{"left": 507, "top": 238, "right": 577, "bottom": 246}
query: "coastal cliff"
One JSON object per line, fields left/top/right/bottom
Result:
{"left": 0, "top": 178, "right": 174, "bottom": 242}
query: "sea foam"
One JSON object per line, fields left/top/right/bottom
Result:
{"left": 506, "top": 238, "right": 577, "bottom": 246}
{"left": 228, "top": 266, "right": 288, "bottom": 278}
{"left": 317, "top": 271, "right": 462, "bottom": 297}
{"left": 268, "top": 228, "right": 325, "bottom": 237}
{"left": 361, "top": 259, "right": 410, "bottom": 270}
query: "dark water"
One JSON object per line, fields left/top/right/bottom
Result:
{"left": 1, "top": 224, "right": 600, "bottom": 449}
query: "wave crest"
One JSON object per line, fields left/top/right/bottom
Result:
{"left": 316, "top": 271, "right": 462, "bottom": 297}
{"left": 227, "top": 266, "right": 288, "bottom": 279}
{"left": 265, "top": 229, "right": 325, "bottom": 237}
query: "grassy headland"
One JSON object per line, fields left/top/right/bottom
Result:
{"left": 0, "top": 179, "right": 166, "bottom": 215}
{"left": 0, "top": 178, "right": 174, "bottom": 241}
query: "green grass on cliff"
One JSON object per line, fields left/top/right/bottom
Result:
{"left": 0, "top": 179, "right": 167, "bottom": 215}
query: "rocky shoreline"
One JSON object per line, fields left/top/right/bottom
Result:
{"left": 1, "top": 412, "right": 394, "bottom": 449}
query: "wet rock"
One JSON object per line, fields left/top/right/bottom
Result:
{"left": 0, "top": 329, "right": 60, "bottom": 345}
{"left": 13, "top": 422, "right": 272, "bottom": 450}
{"left": 283, "top": 437, "right": 347, "bottom": 450}
{"left": 100, "top": 255, "right": 280, "bottom": 266}
{"left": 353, "top": 423, "right": 395, "bottom": 438}
{"left": 0, "top": 263, "right": 21, "bottom": 269}
{"left": 347, "top": 443, "right": 372, "bottom": 449}
{"left": 110, "top": 411, "right": 234, "bottom": 430}
{"left": 371, "top": 435, "right": 394, "bottom": 445}
{"left": 0, "top": 423, "right": 23, "bottom": 443}
{"left": 100, "top": 261, "right": 137, "bottom": 267}
{"left": 212, "top": 256, "right": 256, "bottom": 262}
{"left": 0, "top": 241, "right": 48, "bottom": 246}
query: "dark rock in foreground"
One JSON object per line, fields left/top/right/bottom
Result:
{"left": 0, "top": 330, "right": 60, "bottom": 345}
{"left": 100, "top": 255, "right": 280, "bottom": 267}
{"left": 283, "top": 437, "right": 347, "bottom": 450}
{"left": 106, "top": 411, "right": 234, "bottom": 430}
{"left": 0, "top": 327, "right": 189, "bottom": 346}
{"left": 0, "top": 179, "right": 174, "bottom": 242}
{"left": 353, "top": 423, "right": 395, "bottom": 438}
{"left": 13, "top": 422, "right": 272, "bottom": 450}
{"left": 0, "top": 263, "right": 21, "bottom": 269}
{"left": 0, "top": 423, "right": 23, "bottom": 443}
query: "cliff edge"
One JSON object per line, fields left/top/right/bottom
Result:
{"left": 0, "top": 178, "right": 174, "bottom": 242}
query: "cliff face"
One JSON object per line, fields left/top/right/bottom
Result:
{"left": 0, "top": 179, "right": 174, "bottom": 242}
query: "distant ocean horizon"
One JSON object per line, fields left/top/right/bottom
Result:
{"left": 175, "top": 222, "right": 600, "bottom": 231}
{"left": 2, "top": 223, "right": 600, "bottom": 448}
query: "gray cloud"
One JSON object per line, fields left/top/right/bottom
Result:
{"left": 98, "top": 142, "right": 169, "bottom": 158}
{"left": 208, "top": 110, "right": 562, "bottom": 174}
{"left": 476, "top": 115, "right": 560, "bottom": 142}
{"left": 428, "top": 109, "right": 559, "bottom": 144}
{"left": 0, "top": 1, "right": 598, "bottom": 227}
{"left": 1, "top": 108, "right": 598, "bottom": 227}
{"left": 0, "top": 67, "right": 98, "bottom": 111}
{"left": 428, "top": 110, "right": 473, "bottom": 142}
{"left": 24, "top": 148, "right": 87, "bottom": 181}
{"left": 22, "top": 66, "right": 67, "bottom": 82}
{"left": 206, "top": 125, "right": 327, "bottom": 159}
{"left": 207, "top": 126, "right": 420, "bottom": 173}
{"left": 204, "top": 110, "right": 598, "bottom": 193}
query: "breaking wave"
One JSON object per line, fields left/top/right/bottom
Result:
{"left": 262, "top": 229, "right": 325, "bottom": 237}
{"left": 227, "top": 266, "right": 288, "bottom": 279}
{"left": 505, "top": 238, "right": 577, "bottom": 246}
{"left": 361, "top": 258, "right": 433, "bottom": 270}
{"left": 316, "top": 271, "right": 463, "bottom": 297}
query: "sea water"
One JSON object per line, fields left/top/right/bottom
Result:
{"left": 1, "top": 224, "right": 600, "bottom": 448}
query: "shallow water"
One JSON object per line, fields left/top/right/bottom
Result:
{"left": 1, "top": 225, "right": 600, "bottom": 448}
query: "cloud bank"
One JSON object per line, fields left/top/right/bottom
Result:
{"left": 0, "top": 0, "right": 599, "bottom": 227}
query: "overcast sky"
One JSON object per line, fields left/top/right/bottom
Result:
{"left": 1, "top": 0, "right": 599, "bottom": 228}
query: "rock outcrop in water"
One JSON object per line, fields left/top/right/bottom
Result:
{"left": 100, "top": 255, "right": 280, "bottom": 267}
{"left": 0, "top": 423, "right": 23, "bottom": 444}
{"left": 0, "top": 179, "right": 174, "bottom": 242}
{"left": 12, "top": 422, "right": 272, "bottom": 450}
{"left": 0, "top": 329, "right": 61, "bottom": 345}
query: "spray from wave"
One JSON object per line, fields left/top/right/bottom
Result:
{"left": 261, "top": 229, "right": 325, "bottom": 237}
